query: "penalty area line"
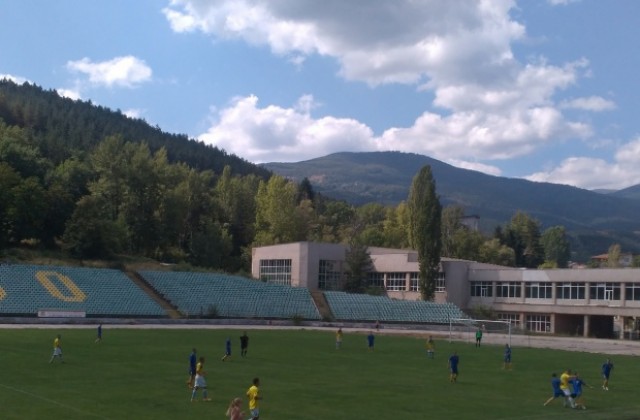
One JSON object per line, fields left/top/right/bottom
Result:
{"left": 0, "top": 382, "right": 109, "bottom": 419}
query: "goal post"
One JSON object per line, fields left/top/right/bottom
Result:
{"left": 448, "top": 318, "right": 512, "bottom": 347}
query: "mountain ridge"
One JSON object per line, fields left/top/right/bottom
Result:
{"left": 262, "top": 151, "right": 640, "bottom": 260}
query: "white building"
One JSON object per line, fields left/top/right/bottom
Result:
{"left": 252, "top": 242, "right": 640, "bottom": 339}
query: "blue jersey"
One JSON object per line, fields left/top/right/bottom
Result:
{"left": 449, "top": 355, "right": 459, "bottom": 372}
{"left": 367, "top": 334, "right": 375, "bottom": 346}
{"left": 602, "top": 362, "right": 613, "bottom": 377}
{"left": 571, "top": 378, "right": 585, "bottom": 395}
{"left": 551, "top": 377, "right": 561, "bottom": 393}
{"left": 504, "top": 347, "right": 511, "bottom": 361}
{"left": 225, "top": 338, "right": 232, "bottom": 354}
{"left": 189, "top": 352, "right": 197, "bottom": 374}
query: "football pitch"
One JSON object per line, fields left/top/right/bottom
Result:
{"left": 0, "top": 327, "right": 638, "bottom": 420}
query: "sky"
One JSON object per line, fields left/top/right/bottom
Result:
{"left": 1, "top": 0, "right": 639, "bottom": 191}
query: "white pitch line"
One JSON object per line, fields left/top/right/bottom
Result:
{"left": 0, "top": 383, "right": 109, "bottom": 419}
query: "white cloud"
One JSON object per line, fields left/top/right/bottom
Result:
{"left": 123, "top": 109, "right": 144, "bottom": 119}
{"left": 560, "top": 96, "right": 616, "bottom": 112}
{"left": 547, "top": 0, "right": 580, "bottom": 5}
{"left": 66, "top": 56, "right": 152, "bottom": 88}
{"left": 526, "top": 137, "right": 640, "bottom": 190}
{"left": 199, "top": 95, "right": 375, "bottom": 163}
{"left": 56, "top": 88, "right": 82, "bottom": 100}
{"left": 173, "top": 1, "right": 600, "bottom": 176}
{"left": 0, "top": 74, "right": 31, "bottom": 84}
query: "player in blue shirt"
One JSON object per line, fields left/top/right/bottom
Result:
{"left": 448, "top": 351, "right": 460, "bottom": 383}
{"left": 571, "top": 372, "right": 592, "bottom": 409}
{"left": 367, "top": 332, "right": 375, "bottom": 351}
{"left": 543, "top": 373, "right": 564, "bottom": 406}
{"left": 187, "top": 348, "right": 197, "bottom": 388}
{"left": 601, "top": 358, "right": 614, "bottom": 390}
{"left": 222, "top": 337, "right": 232, "bottom": 361}
{"left": 503, "top": 344, "right": 512, "bottom": 370}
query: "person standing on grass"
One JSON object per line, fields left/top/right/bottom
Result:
{"left": 475, "top": 328, "right": 483, "bottom": 347}
{"left": 246, "top": 377, "right": 262, "bottom": 420}
{"left": 601, "top": 358, "right": 614, "bottom": 390}
{"left": 543, "top": 373, "right": 564, "bottom": 406}
{"left": 240, "top": 332, "right": 249, "bottom": 357}
{"left": 571, "top": 372, "right": 592, "bottom": 409}
{"left": 222, "top": 337, "right": 232, "bottom": 361}
{"left": 95, "top": 324, "right": 102, "bottom": 343}
{"left": 503, "top": 344, "right": 512, "bottom": 370}
{"left": 336, "top": 328, "right": 343, "bottom": 350}
{"left": 191, "top": 357, "right": 211, "bottom": 402}
{"left": 187, "top": 348, "right": 197, "bottom": 388}
{"left": 367, "top": 331, "right": 375, "bottom": 351}
{"left": 448, "top": 351, "right": 459, "bottom": 383}
{"left": 426, "top": 336, "right": 435, "bottom": 359}
{"left": 49, "top": 334, "right": 64, "bottom": 363}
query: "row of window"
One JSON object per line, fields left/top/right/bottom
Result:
{"left": 496, "top": 313, "right": 550, "bottom": 333}
{"left": 471, "top": 281, "right": 640, "bottom": 301}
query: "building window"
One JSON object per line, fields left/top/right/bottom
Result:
{"left": 496, "top": 282, "right": 521, "bottom": 298}
{"left": 435, "top": 272, "right": 446, "bottom": 293}
{"left": 589, "top": 283, "right": 621, "bottom": 300}
{"left": 318, "top": 259, "right": 342, "bottom": 290}
{"left": 625, "top": 284, "right": 640, "bottom": 301}
{"left": 410, "top": 272, "right": 419, "bottom": 292}
{"left": 525, "top": 282, "right": 552, "bottom": 299}
{"left": 386, "top": 272, "right": 407, "bottom": 291}
{"left": 556, "top": 282, "right": 585, "bottom": 300}
{"left": 259, "top": 259, "right": 291, "bottom": 286}
{"left": 526, "top": 314, "right": 551, "bottom": 333}
{"left": 368, "top": 272, "right": 384, "bottom": 289}
{"left": 497, "top": 313, "right": 521, "bottom": 327}
{"left": 470, "top": 281, "right": 492, "bottom": 297}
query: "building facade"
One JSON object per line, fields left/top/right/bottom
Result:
{"left": 252, "top": 242, "right": 640, "bottom": 339}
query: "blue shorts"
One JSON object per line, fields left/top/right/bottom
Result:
{"left": 250, "top": 408, "right": 259, "bottom": 418}
{"left": 553, "top": 391, "right": 563, "bottom": 398}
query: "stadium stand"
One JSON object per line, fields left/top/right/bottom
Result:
{"left": 0, "top": 264, "right": 166, "bottom": 317}
{"left": 323, "top": 291, "right": 467, "bottom": 323}
{"left": 138, "top": 271, "right": 322, "bottom": 320}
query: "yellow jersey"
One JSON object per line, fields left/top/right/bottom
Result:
{"left": 196, "top": 361, "right": 204, "bottom": 375}
{"left": 53, "top": 337, "right": 60, "bottom": 349}
{"left": 560, "top": 372, "right": 571, "bottom": 390}
{"left": 247, "top": 385, "right": 259, "bottom": 410}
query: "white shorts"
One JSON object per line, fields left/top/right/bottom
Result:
{"left": 562, "top": 389, "right": 571, "bottom": 397}
{"left": 194, "top": 375, "right": 206, "bottom": 388}
{"left": 52, "top": 348, "right": 62, "bottom": 357}
{"left": 250, "top": 408, "right": 260, "bottom": 418}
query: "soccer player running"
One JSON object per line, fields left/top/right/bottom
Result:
{"left": 222, "top": 337, "right": 232, "bottom": 361}
{"left": 246, "top": 377, "right": 262, "bottom": 420}
{"left": 226, "top": 397, "right": 245, "bottom": 420}
{"left": 191, "top": 357, "right": 211, "bottom": 402}
{"left": 49, "top": 334, "right": 64, "bottom": 363}
{"left": 187, "top": 348, "right": 197, "bottom": 388}
{"left": 543, "top": 373, "right": 564, "bottom": 406}
{"left": 571, "top": 372, "right": 592, "bottom": 409}
{"left": 240, "top": 332, "right": 249, "bottom": 357}
{"left": 601, "top": 358, "right": 614, "bottom": 390}
{"left": 336, "top": 328, "right": 343, "bottom": 350}
{"left": 448, "top": 351, "right": 459, "bottom": 383}
{"left": 559, "top": 369, "right": 576, "bottom": 408}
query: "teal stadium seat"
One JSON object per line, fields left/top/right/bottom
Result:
{"left": 0, "top": 264, "right": 165, "bottom": 317}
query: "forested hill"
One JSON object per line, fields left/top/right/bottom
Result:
{"left": 0, "top": 80, "right": 271, "bottom": 178}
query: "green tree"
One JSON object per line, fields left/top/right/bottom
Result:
{"left": 607, "top": 243, "right": 621, "bottom": 268}
{"left": 478, "top": 238, "right": 516, "bottom": 266}
{"left": 502, "top": 212, "right": 544, "bottom": 268}
{"left": 541, "top": 226, "right": 571, "bottom": 268}
{"left": 407, "top": 166, "right": 442, "bottom": 300}
{"left": 343, "top": 225, "right": 373, "bottom": 293}
{"left": 254, "top": 175, "right": 306, "bottom": 246}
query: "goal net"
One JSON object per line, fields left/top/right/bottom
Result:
{"left": 448, "top": 318, "right": 514, "bottom": 347}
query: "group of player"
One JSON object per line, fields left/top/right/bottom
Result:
{"left": 543, "top": 358, "right": 614, "bottom": 410}
{"left": 186, "top": 332, "right": 260, "bottom": 419}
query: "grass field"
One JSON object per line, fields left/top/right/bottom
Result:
{"left": 0, "top": 327, "right": 638, "bottom": 420}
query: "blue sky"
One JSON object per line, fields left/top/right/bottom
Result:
{"left": 1, "top": 0, "right": 639, "bottom": 190}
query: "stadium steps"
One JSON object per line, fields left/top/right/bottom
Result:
{"left": 125, "top": 270, "right": 182, "bottom": 319}
{"left": 310, "top": 291, "right": 333, "bottom": 320}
